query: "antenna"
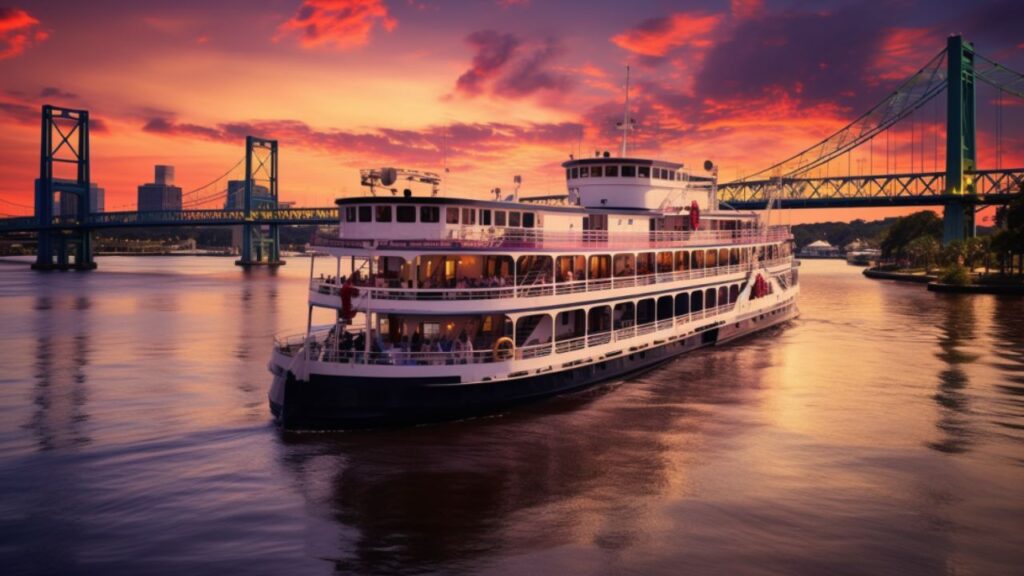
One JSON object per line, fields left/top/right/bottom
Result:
{"left": 616, "top": 65, "right": 634, "bottom": 157}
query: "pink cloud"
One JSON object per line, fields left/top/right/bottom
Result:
{"left": 277, "top": 0, "right": 396, "bottom": 50}
{"left": 869, "top": 27, "right": 938, "bottom": 83}
{"left": 612, "top": 12, "right": 723, "bottom": 58}
{"left": 0, "top": 7, "right": 48, "bottom": 59}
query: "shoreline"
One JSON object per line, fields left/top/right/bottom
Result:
{"left": 864, "top": 266, "right": 1024, "bottom": 295}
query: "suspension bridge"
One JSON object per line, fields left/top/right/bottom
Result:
{"left": 0, "top": 34, "right": 1021, "bottom": 270}
{"left": 718, "top": 35, "right": 1024, "bottom": 242}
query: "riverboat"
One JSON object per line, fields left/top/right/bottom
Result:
{"left": 267, "top": 152, "right": 800, "bottom": 428}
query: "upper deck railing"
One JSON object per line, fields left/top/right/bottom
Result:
{"left": 314, "top": 226, "right": 791, "bottom": 252}
{"left": 310, "top": 257, "right": 793, "bottom": 303}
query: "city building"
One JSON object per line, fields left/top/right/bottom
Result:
{"left": 137, "top": 165, "right": 182, "bottom": 211}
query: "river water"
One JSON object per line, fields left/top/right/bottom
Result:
{"left": 0, "top": 257, "right": 1022, "bottom": 575}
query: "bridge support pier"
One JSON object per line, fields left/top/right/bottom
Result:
{"left": 235, "top": 136, "right": 284, "bottom": 268}
{"left": 942, "top": 200, "right": 975, "bottom": 245}
{"left": 32, "top": 105, "right": 96, "bottom": 271}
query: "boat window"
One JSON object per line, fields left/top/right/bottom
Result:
{"left": 691, "top": 250, "right": 704, "bottom": 269}
{"left": 579, "top": 166, "right": 590, "bottom": 178}
{"left": 420, "top": 206, "right": 440, "bottom": 223}
{"left": 480, "top": 209, "right": 492, "bottom": 226}
{"left": 637, "top": 299, "right": 655, "bottom": 325}
{"left": 657, "top": 296, "right": 673, "bottom": 320}
{"left": 462, "top": 208, "right": 476, "bottom": 226}
{"left": 446, "top": 207, "right": 460, "bottom": 224}
{"left": 571, "top": 167, "right": 579, "bottom": 179}
{"left": 522, "top": 212, "right": 535, "bottom": 228}
{"left": 375, "top": 205, "right": 392, "bottom": 222}
{"left": 396, "top": 205, "right": 416, "bottom": 223}
{"left": 566, "top": 169, "right": 571, "bottom": 180}
{"left": 509, "top": 211, "right": 521, "bottom": 227}
{"left": 706, "top": 249, "right": 718, "bottom": 268}
{"left": 719, "top": 286, "right": 728, "bottom": 306}
{"left": 691, "top": 290, "right": 703, "bottom": 312}
{"left": 613, "top": 302, "right": 635, "bottom": 329}
{"left": 638, "top": 166, "right": 650, "bottom": 178}
{"left": 706, "top": 288, "right": 716, "bottom": 308}
{"left": 613, "top": 253, "right": 635, "bottom": 277}
{"left": 657, "top": 251, "right": 673, "bottom": 273}
{"left": 621, "top": 165, "right": 636, "bottom": 177}
{"left": 345, "top": 206, "right": 357, "bottom": 222}
{"left": 588, "top": 254, "right": 611, "bottom": 279}
{"left": 588, "top": 306, "right": 612, "bottom": 334}
{"left": 605, "top": 165, "right": 619, "bottom": 177}
{"left": 676, "top": 250, "right": 689, "bottom": 271}
{"left": 495, "top": 210, "right": 507, "bottom": 226}
{"left": 675, "top": 292, "right": 689, "bottom": 316}
{"left": 358, "top": 206, "right": 372, "bottom": 222}
{"left": 729, "top": 284, "right": 740, "bottom": 303}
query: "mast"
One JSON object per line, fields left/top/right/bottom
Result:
{"left": 619, "top": 66, "right": 631, "bottom": 157}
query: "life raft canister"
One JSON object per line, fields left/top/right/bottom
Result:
{"left": 689, "top": 200, "right": 700, "bottom": 230}
{"left": 340, "top": 280, "right": 359, "bottom": 320}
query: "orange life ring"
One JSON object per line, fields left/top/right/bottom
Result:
{"left": 493, "top": 336, "right": 514, "bottom": 361}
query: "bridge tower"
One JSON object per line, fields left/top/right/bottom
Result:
{"left": 943, "top": 35, "right": 977, "bottom": 244}
{"left": 235, "top": 136, "right": 283, "bottom": 267}
{"left": 32, "top": 105, "right": 96, "bottom": 270}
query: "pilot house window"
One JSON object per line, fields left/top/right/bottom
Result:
{"left": 420, "top": 206, "right": 440, "bottom": 223}
{"left": 375, "top": 206, "right": 392, "bottom": 222}
{"left": 396, "top": 205, "right": 416, "bottom": 223}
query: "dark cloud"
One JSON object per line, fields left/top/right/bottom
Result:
{"left": 455, "top": 30, "right": 572, "bottom": 100}
{"left": 494, "top": 38, "right": 570, "bottom": 97}
{"left": 39, "top": 86, "right": 78, "bottom": 100}
{"left": 455, "top": 30, "right": 521, "bottom": 96}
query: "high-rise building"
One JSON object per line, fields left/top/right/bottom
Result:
{"left": 137, "top": 165, "right": 182, "bottom": 211}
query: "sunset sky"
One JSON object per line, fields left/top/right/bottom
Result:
{"left": 0, "top": 0, "right": 1021, "bottom": 224}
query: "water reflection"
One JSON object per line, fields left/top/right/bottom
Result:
{"left": 27, "top": 295, "right": 92, "bottom": 452}
{"left": 930, "top": 295, "right": 977, "bottom": 454}
{"left": 278, "top": 347, "right": 763, "bottom": 574}
{"left": 989, "top": 297, "right": 1024, "bottom": 458}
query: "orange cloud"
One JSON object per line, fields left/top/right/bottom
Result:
{"left": 611, "top": 12, "right": 723, "bottom": 58}
{"left": 0, "top": 7, "right": 47, "bottom": 59}
{"left": 277, "top": 0, "right": 396, "bottom": 50}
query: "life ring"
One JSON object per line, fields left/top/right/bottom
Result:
{"left": 689, "top": 200, "right": 700, "bottom": 230}
{"left": 493, "top": 336, "right": 514, "bottom": 361}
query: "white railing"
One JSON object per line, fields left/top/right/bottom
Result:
{"left": 554, "top": 336, "right": 587, "bottom": 354}
{"left": 311, "top": 258, "right": 792, "bottom": 304}
{"left": 275, "top": 302, "right": 742, "bottom": 367}
{"left": 315, "top": 226, "right": 791, "bottom": 251}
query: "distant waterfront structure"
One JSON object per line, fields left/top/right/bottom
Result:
{"left": 35, "top": 179, "right": 105, "bottom": 216}
{"left": 137, "top": 165, "right": 182, "bottom": 211}
{"left": 799, "top": 239, "right": 841, "bottom": 258}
